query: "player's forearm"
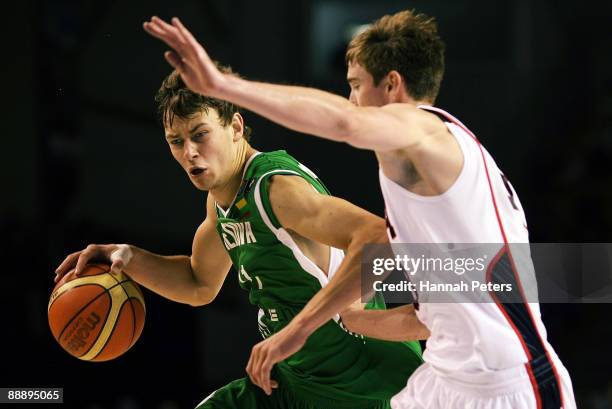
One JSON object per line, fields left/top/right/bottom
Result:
{"left": 219, "top": 75, "right": 356, "bottom": 144}
{"left": 340, "top": 304, "right": 430, "bottom": 341}
{"left": 290, "top": 224, "right": 386, "bottom": 338}
{"left": 125, "top": 246, "right": 216, "bottom": 306}
{"left": 295, "top": 256, "right": 362, "bottom": 336}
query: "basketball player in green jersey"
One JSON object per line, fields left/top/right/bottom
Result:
{"left": 54, "top": 69, "right": 427, "bottom": 408}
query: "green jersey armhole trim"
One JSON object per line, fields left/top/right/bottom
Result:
{"left": 258, "top": 170, "right": 303, "bottom": 229}
{"left": 253, "top": 169, "right": 340, "bottom": 323}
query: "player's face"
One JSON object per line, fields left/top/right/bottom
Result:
{"left": 347, "top": 61, "right": 388, "bottom": 107}
{"left": 164, "top": 109, "right": 240, "bottom": 191}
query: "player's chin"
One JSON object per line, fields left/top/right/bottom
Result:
{"left": 191, "top": 179, "right": 212, "bottom": 191}
{"left": 190, "top": 174, "right": 216, "bottom": 190}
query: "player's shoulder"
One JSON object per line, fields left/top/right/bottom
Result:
{"left": 247, "top": 150, "right": 325, "bottom": 184}
{"left": 246, "top": 150, "right": 301, "bottom": 177}
{"left": 382, "top": 103, "right": 447, "bottom": 132}
{"left": 377, "top": 104, "right": 463, "bottom": 177}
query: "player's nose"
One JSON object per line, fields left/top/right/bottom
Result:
{"left": 183, "top": 140, "right": 199, "bottom": 161}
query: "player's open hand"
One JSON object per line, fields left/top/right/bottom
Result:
{"left": 54, "top": 244, "right": 133, "bottom": 283}
{"left": 143, "top": 16, "right": 226, "bottom": 98}
{"left": 246, "top": 323, "right": 308, "bottom": 395}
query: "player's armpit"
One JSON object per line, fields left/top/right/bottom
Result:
{"left": 266, "top": 174, "right": 387, "bottom": 335}
{"left": 340, "top": 303, "right": 430, "bottom": 341}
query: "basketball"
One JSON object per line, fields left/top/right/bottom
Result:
{"left": 48, "top": 263, "right": 146, "bottom": 362}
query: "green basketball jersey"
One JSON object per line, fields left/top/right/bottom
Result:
{"left": 213, "top": 150, "right": 422, "bottom": 407}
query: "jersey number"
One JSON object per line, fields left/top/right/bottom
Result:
{"left": 384, "top": 210, "right": 397, "bottom": 239}
{"left": 500, "top": 172, "right": 519, "bottom": 211}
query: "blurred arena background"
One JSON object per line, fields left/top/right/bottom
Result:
{"left": 2, "top": 0, "right": 611, "bottom": 407}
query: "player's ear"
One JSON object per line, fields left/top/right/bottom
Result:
{"left": 386, "top": 70, "right": 402, "bottom": 94}
{"left": 231, "top": 112, "right": 244, "bottom": 141}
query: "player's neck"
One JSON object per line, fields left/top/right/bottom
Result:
{"left": 212, "top": 142, "right": 257, "bottom": 209}
{"left": 390, "top": 90, "right": 429, "bottom": 106}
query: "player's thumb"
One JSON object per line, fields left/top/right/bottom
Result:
{"left": 110, "top": 260, "right": 124, "bottom": 275}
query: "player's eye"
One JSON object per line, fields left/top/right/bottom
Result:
{"left": 169, "top": 139, "right": 183, "bottom": 146}
{"left": 193, "top": 131, "right": 208, "bottom": 140}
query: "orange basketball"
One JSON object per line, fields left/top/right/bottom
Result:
{"left": 48, "top": 263, "right": 146, "bottom": 361}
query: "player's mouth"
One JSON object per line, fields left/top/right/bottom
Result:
{"left": 188, "top": 166, "right": 207, "bottom": 177}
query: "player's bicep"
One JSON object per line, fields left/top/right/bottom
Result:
{"left": 344, "top": 104, "right": 428, "bottom": 152}
{"left": 268, "top": 175, "right": 384, "bottom": 250}
{"left": 191, "top": 195, "right": 232, "bottom": 292}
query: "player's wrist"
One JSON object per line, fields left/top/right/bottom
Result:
{"left": 290, "top": 314, "right": 318, "bottom": 341}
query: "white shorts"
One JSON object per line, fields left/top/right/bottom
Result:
{"left": 391, "top": 361, "right": 576, "bottom": 409}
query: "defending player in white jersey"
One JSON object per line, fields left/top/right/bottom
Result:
{"left": 144, "top": 9, "right": 577, "bottom": 409}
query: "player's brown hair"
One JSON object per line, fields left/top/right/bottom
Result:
{"left": 155, "top": 66, "right": 252, "bottom": 141}
{"left": 346, "top": 9, "right": 445, "bottom": 103}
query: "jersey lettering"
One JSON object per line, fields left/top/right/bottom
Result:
{"left": 238, "top": 265, "right": 252, "bottom": 284}
{"left": 257, "top": 309, "right": 272, "bottom": 339}
{"left": 221, "top": 221, "right": 257, "bottom": 250}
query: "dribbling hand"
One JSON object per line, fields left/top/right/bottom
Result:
{"left": 54, "top": 244, "right": 133, "bottom": 283}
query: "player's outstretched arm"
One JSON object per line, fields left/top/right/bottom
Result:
{"left": 340, "top": 303, "right": 430, "bottom": 341}
{"left": 245, "top": 175, "right": 387, "bottom": 395}
{"left": 143, "top": 16, "right": 433, "bottom": 153}
{"left": 54, "top": 195, "right": 232, "bottom": 306}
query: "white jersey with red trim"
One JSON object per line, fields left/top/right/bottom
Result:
{"left": 379, "top": 105, "right": 561, "bottom": 376}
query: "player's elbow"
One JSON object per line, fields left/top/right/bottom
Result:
{"left": 402, "top": 309, "right": 431, "bottom": 341}
{"left": 409, "top": 325, "right": 431, "bottom": 341}
{"left": 418, "top": 327, "right": 431, "bottom": 340}
{"left": 334, "top": 106, "right": 363, "bottom": 145}
{"left": 189, "top": 291, "right": 215, "bottom": 307}
{"left": 336, "top": 107, "right": 380, "bottom": 149}
{"left": 189, "top": 284, "right": 218, "bottom": 307}
{"left": 351, "top": 218, "right": 388, "bottom": 248}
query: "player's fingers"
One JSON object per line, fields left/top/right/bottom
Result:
{"left": 143, "top": 20, "right": 168, "bottom": 40}
{"left": 253, "top": 349, "right": 268, "bottom": 391}
{"left": 270, "top": 380, "right": 278, "bottom": 389}
{"left": 110, "top": 260, "right": 124, "bottom": 275}
{"left": 170, "top": 17, "right": 217, "bottom": 74}
{"left": 164, "top": 50, "right": 184, "bottom": 71}
{"left": 165, "top": 17, "right": 189, "bottom": 46}
{"left": 249, "top": 347, "right": 263, "bottom": 387}
{"left": 150, "top": 16, "right": 177, "bottom": 35}
{"left": 152, "top": 16, "right": 179, "bottom": 35}
{"left": 151, "top": 16, "right": 188, "bottom": 50}
{"left": 55, "top": 251, "right": 81, "bottom": 276}
{"left": 261, "top": 360, "right": 273, "bottom": 395}
{"left": 254, "top": 349, "right": 270, "bottom": 395}
{"left": 246, "top": 350, "right": 256, "bottom": 383}
{"left": 144, "top": 19, "right": 184, "bottom": 53}
{"left": 171, "top": 17, "right": 199, "bottom": 49}
{"left": 75, "top": 245, "right": 98, "bottom": 275}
